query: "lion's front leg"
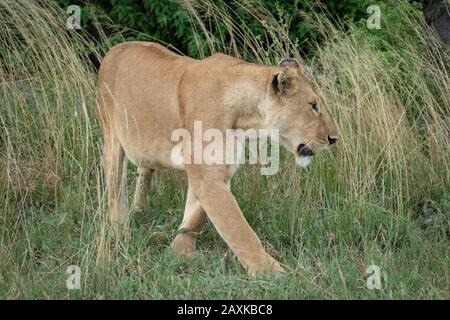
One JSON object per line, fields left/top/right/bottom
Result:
{"left": 171, "top": 187, "right": 207, "bottom": 258}
{"left": 187, "top": 166, "right": 284, "bottom": 276}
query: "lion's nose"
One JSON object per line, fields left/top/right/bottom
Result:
{"left": 328, "top": 136, "right": 337, "bottom": 145}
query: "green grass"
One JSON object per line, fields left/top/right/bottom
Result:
{"left": 1, "top": 172, "right": 448, "bottom": 299}
{"left": 0, "top": 0, "right": 449, "bottom": 299}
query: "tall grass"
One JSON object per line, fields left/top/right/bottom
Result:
{"left": 0, "top": 0, "right": 108, "bottom": 296}
{"left": 0, "top": 0, "right": 449, "bottom": 299}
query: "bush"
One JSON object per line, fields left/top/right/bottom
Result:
{"left": 55, "top": 0, "right": 399, "bottom": 58}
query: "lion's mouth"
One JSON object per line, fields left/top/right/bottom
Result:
{"left": 297, "top": 144, "right": 315, "bottom": 157}
{"left": 280, "top": 139, "right": 315, "bottom": 168}
{"left": 295, "top": 144, "right": 315, "bottom": 168}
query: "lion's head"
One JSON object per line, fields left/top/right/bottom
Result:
{"left": 263, "top": 58, "right": 338, "bottom": 167}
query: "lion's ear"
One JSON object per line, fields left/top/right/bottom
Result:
{"left": 278, "top": 58, "right": 301, "bottom": 69}
{"left": 271, "top": 67, "right": 299, "bottom": 96}
{"left": 278, "top": 58, "right": 315, "bottom": 77}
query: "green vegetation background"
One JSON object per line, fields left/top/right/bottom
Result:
{"left": 55, "top": 0, "right": 393, "bottom": 58}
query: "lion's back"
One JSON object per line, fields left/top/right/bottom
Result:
{"left": 97, "top": 42, "right": 198, "bottom": 167}
{"left": 98, "top": 41, "right": 196, "bottom": 114}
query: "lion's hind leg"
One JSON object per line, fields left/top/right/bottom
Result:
{"left": 132, "top": 167, "right": 154, "bottom": 213}
{"left": 103, "top": 132, "right": 129, "bottom": 223}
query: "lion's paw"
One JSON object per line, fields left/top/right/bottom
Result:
{"left": 171, "top": 233, "right": 197, "bottom": 258}
{"left": 247, "top": 257, "right": 285, "bottom": 277}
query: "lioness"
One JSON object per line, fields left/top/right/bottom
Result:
{"left": 97, "top": 41, "right": 338, "bottom": 275}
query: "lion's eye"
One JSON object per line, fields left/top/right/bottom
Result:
{"left": 310, "top": 101, "right": 319, "bottom": 113}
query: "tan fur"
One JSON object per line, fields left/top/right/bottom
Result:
{"left": 97, "top": 41, "right": 337, "bottom": 275}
